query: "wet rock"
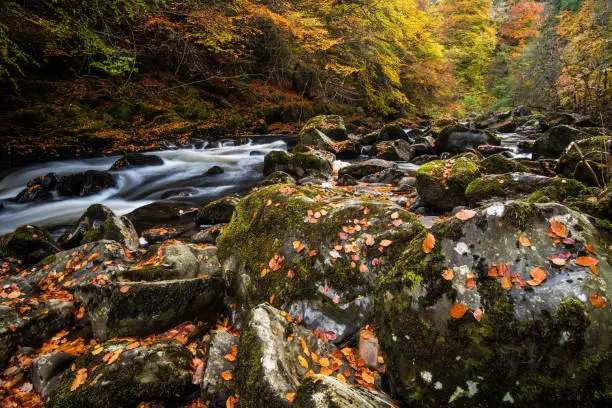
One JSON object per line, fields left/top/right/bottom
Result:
{"left": 1, "top": 300, "right": 74, "bottom": 368}
{"left": 15, "top": 173, "right": 58, "bottom": 203}
{"left": 0, "top": 225, "right": 60, "bottom": 264}
{"left": 258, "top": 171, "right": 298, "bottom": 187}
{"left": 481, "top": 154, "right": 530, "bottom": 174}
{"left": 338, "top": 160, "right": 398, "bottom": 180}
{"left": 556, "top": 136, "right": 612, "bottom": 186}
{"left": 513, "top": 106, "right": 531, "bottom": 117}
{"left": 109, "top": 153, "right": 164, "bottom": 170}
{"left": 264, "top": 150, "right": 334, "bottom": 180}
{"left": 203, "top": 165, "right": 224, "bottom": 176}
{"left": 410, "top": 155, "right": 438, "bottom": 165}
{"left": 357, "top": 132, "right": 382, "bottom": 146}
{"left": 300, "top": 115, "right": 348, "bottom": 142}
{"left": 360, "top": 168, "right": 408, "bottom": 185}
{"left": 533, "top": 125, "right": 588, "bottom": 158}
{"left": 379, "top": 123, "right": 406, "bottom": 141}
{"left": 415, "top": 157, "right": 482, "bottom": 210}
{"left": 375, "top": 140, "right": 413, "bottom": 161}
{"left": 201, "top": 330, "right": 239, "bottom": 407}
{"left": 217, "top": 185, "right": 424, "bottom": 333}
{"left": 189, "top": 224, "right": 224, "bottom": 245}
{"left": 236, "top": 304, "right": 354, "bottom": 406}
{"left": 57, "top": 204, "right": 139, "bottom": 251}
{"left": 196, "top": 196, "right": 240, "bottom": 226}
{"left": 56, "top": 170, "right": 115, "bottom": 197}
{"left": 330, "top": 139, "right": 362, "bottom": 159}
{"left": 48, "top": 340, "right": 194, "bottom": 408}
{"left": 490, "top": 121, "right": 518, "bottom": 134}
{"left": 375, "top": 201, "right": 611, "bottom": 407}
{"left": 542, "top": 111, "right": 576, "bottom": 129}
{"left": 465, "top": 173, "right": 586, "bottom": 204}
{"left": 126, "top": 202, "right": 198, "bottom": 233}
{"left": 31, "top": 352, "right": 77, "bottom": 400}
{"left": 337, "top": 173, "right": 358, "bottom": 187}
{"left": 474, "top": 111, "right": 512, "bottom": 129}
{"left": 142, "top": 226, "right": 179, "bottom": 244}
{"left": 476, "top": 145, "right": 513, "bottom": 157}
{"left": 436, "top": 124, "right": 500, "bottom": 154}
{"left": 293, "top": 376, "right": 393, "bottom": 408}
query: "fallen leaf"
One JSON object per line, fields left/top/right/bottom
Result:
{"left": 449, "top": 304, "right": 468, "bottom": 319}
{"left": 466, "top": 273, "right": 476, "bottom": 289}
{"left": 527, "top": 267, "right": 547, "bottom": 286}
{"left": 308, "top": 249, "right": 318, "bottom": 257}
{"left": 422, "top": 233, "right": 435, "bottom": 254}
{"left": 497, "top": 262, "right": 510, "bottom": 276}
{"left": 590, "top": 265, "right": 599, "bottom": 275}
{"left": 221, "top": 371, "right": 233, "bottom": 381}
{"left": 125, "top": 342, "right": 139, "bottom": 350}
{"left": 286, "top": 393, "right": 296, "bottom": 402}
{"left": 320, "top": 367, "right": 333, "bottom": 376}
{"left": 550, "top": 219, "right": 567, "bottom": 238}
{"left": 589, "top": 294, "right": 607, "bottom": 308}
{"left": 585, "top": 244, "right": 597, "bottom": 255}
{"left": 297, "top": 355, "right": 309, "bottom": 369}
{"left": 501, "top": 276, "right": 513, "bottom": 290}
{"left": 119, "top": 285, "right": 131, "bottom": 293}
{"left": 519, "top": 236, "right": 531, "bottom": 247}
{"left": 455, "top": 209, "right": 477, "bottom": 220}
{"left": 442, "top": 269, "right": 454, "bottom": 280}
{"left": 379, "top": 239, "right": 392, "bottom": 247}
{"left": 575, "top": 256, "right": 599, "bottom": 267}
{"left": 70, "top": 368, "right": 88, "bottom": 391}
{"left": 473, "top": 308, "right": 484, "bottom": 322}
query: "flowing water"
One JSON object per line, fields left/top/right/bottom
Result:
{"left": 0, "top": 140, "right": 287, "bottom": 235}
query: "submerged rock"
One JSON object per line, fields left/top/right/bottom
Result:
{"left": 56, "top": 170, "right": 115, "bottom": 197}
{"left": 14, "top": 173, "right": 58, "bottom": 203}
{"left": 109, "top": 152, "right": 164, "bottom": 170}
{"left": 375, "top": 201, "right": 611, "bottom": 406}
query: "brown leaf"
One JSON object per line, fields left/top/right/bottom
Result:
{"left": 442, "top": 269, "right": 454, "bottom": 280}
{"left": 221, "top": 371, "right": 233, "bottom": 381}
{"left": 501, "top": 276, "right": 513, "bottom": 290}
{"left": 575, "top": 256, "right": 599, "bottom": 267}
{"left": 519, "top": 236, "right": 531, "bottom": 247}
{"left": 449, "top": 303, "right": 468, "bottom": 319}
{"left": 589, "top": 294, "right": 607, "bottom": 308}
{"left": 550, "top": 219, "right": 567, "bottom": 238}
{"left": 119, "top": 285, "right": 131, "bottom": 293}
{"left": 70, "top": 368, "right": 88, "bottom": 391}
{"left": 455, "top": 209, "right": 477, "bottom": 220}
{"left": 422, "top": 233, "right": 435, "bottom": 254}
{"left": 473, "top": 308, "right": 484, "bottom": 322}
{"left": 379, "top": 239, "right": 393, "bottom": 247}
{"left": 585, "top": 244, "right": 597, "bottom": 255}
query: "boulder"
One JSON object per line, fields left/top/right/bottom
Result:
{"left": 556, "top": 136, "right": 612, "bottom": 186}
{"left": 379, "top": 123, "right": 406, "bottom": 141}
{"left": 56, "top": 170, "right": 116, "bottom": 197}
{"left": 203, "top": 165, "right": 225, "bottom": 176}
{"left": 109, "top": 153, "right": 164, "bottom": 170}
{"left": 201, "top": 330, "right": 239, "bottom": 407}
{"left": 415, "top": 157, "right": 482, "bottom": 210}
{"left": 294, "top": 376, "right": 393, "bottom": 408}
{"left": 338, "top": 160, "right": 398, "bottom": 180}
{"left": 257, "top": 171, "right": 298, "bottom": 187}
{"left": 48, "top": 340, "right": 194, "bottom": 408}
{"left": 481, "top": 154, "right": 530, "bottom": 174}
{"left": 533, "top": 125, "right": 588, "bottom": 158}
{"left": 0, "top": 225, "right": 60, "bottom": 264}
{"left": 465, "top": 173, "right": 586, "bottom": 204}
{"left": 264, "top": 150, "right": 334, "bottom": 180}
{"left": 375, "top": 140, "right": 413, "bottom": 161}
{"left": 31, "top": 352, "right": 77, "bottom": 399}
{"left": 300, "top": 115, "right": 348, "bottom": 142}
{"left": 14, "top": 173, "right": 58, "bottom": 203}
{"left": 542, "top": 112, "right": 576, "bottom": 129}
{"left": 360, "top": 168, "right": 409, "bottom": 185}
{"left": 437, "top": 124, "right": 500, "bottom": 154}
{"left": 375, "top": 201, "right": 612, "bottom": 406}
{"left": 57, "top": 204, "right": 139, "bottom": 251}
{"left": 196, "top": 196, "right": 240, "bottom": 226}
{"left": 329, "top": 139, "right": 362, "bottom": 159}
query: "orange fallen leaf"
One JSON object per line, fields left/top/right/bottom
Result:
{"left": 455, "top": 209, "right": 477, "bottom": 220}
{"left": 221, "top": 371, "right": 233, "bottom": 381}
{"left": 473, "top": 308, "right": 484, "bottom": 322}
{"left": 449, "top": 303, "right": 468, "bottom": 319}
{"left": 527, "top": 267, "right": 547, "bottom": 286}
{"left": 551, "top": 258, "right": 567, "bottom": 266}
{"left": 442, "top": 269, "right": 454, "bottom": 280}
{"left": 550, "top": 219, "right": 567, "bottom": 238}
{"left": 119, "top": 285, "right": 131, "bottom": 293}
{"left": 497, "top": 262, "right": 510, "bottom": 276}
{"left": 519, "top": 236, "right": 531, "bottom": 247}
{"left": 297, "top": 355, "right": 309, "bottom": 369}
{"left": 125, "top": 342, "right": 139, "bottom": 350}
{"left": 70, "top": 368, "right": 88, "bottom": 391}
{"left": 575, "top": 256, "right": 599, "bottom": 267}
{"left": 501, "top": 275, "right": 513, "bottom": 290}
{"left": 589, "top": 294, "right": 607, "bottom": 308}
{"left": 585, "top": 244, "right": 597, "bottom": 255}
{"left": 309, "top": 249, "right": 318, "bottom": 257}
{"left": 379, "top": 239, "right": 393, "bottom": 247}
{"left": 590, "top": 265, "right": 599, "bottom": 275}
{"left": 422, "top": 233, "right": 435, "bottom": 254}
{"left": 286, "top": 393, "right": 296, "bottom": 402}
{"left": 320, "top": 367, "right": 333, "bottom": 376}
{"left": 466, "top": 274, "right": 476, "bottom": 289}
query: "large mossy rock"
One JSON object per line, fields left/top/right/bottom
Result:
{"left": 481, "top": 154, "right": 530, "bottom": 174}
{"left": 56, "top": 170, "right": 116, "bottom": 197}
{"left": 436, "top": 124, "right": 500, "bottom": 154}
{"left": 379, "top": 123, "right": 406, "bottom": 141}
{"left": 217, "top": 184, "right": 425, "bottom": 340}
{"left": 294, "top": 376, "right": 393, "bottom": 408}
{"left": 465, "top": 173, "right": 586, "bottom": 204}
{"left": 300, "top": 115, "right": 348, "bottom": 142}
{"left": 48, "top": 340, "right": 194, "bottom": 408}
{"left": 533, "top": 125, "right": 588, "bottom": 159}
{"left": 375, "top": 140, "right": 413, "bottom": 161}
{"left": 264, "top": 150, "right": 334, "bottom": 180}
{"left": 109, "top": 152, "right": 164, "bottom": 170}
{"left": 416, "top": 157, "right": 482, "bottom": 210}
{"left": 235, "top": 304, "right": 355, "bottom": 407}
{"left": 57, "top": 204, "right": 139, "bottom": 250}
{"left": 0, "top": 225, "right": 60, "bottom": 264}
{"left": 338, "top": 159, "right": 398, "bottom": 180}
{"left": 196, "top": 196, "right": 240, "bottom": 226}
{"left": 375, "top": 201, "right": 612, "bottom": 406}
{"left": 556, "top": 136, "right": 612, "bottom": 186}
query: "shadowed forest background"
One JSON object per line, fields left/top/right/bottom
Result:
{"left": 0, "top": 0, "right": 609, "bottom": 161}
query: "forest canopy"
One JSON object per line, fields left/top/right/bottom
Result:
{"left": 0, "top": 0, "right": 609, "bottom": 119}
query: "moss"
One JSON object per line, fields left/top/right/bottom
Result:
{"left": 40, "top": 254, "right": 57, "bottom": 265}
{"left": 121, "top": 265, "right": 174, "bottom": 282}
{"left": 481, "top": 154, "right": 529, "bottom": 174}
{"left": 502, "top": 201, "right": 541, "bottom": 231}
{"left": 416, "top": 157, "right": 482, "bottom": 209}
{"left": 555, "top": 298, "right": 590, "bottom": 349}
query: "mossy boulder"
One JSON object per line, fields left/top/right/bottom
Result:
{"left": 375, "top": 201, "right": 612, "bottom": 407}
{"left": 0, "top": 225, "right": 60, "bottom": 264}
{"left": 293, "top": 376, "right": 392, "bottom": 408}
{"left": 48, "top": 340, "right": 194, "bottom": 408}
{"left": 257, "top": 171, "right": 297, "bottom": 187}
{"left": 379, "top": 123, "right": 406, "bottom": 141}
{"left": 31, "top": 352, "right": 77, "bottom": 400}
{"left": 56, "top": 170, "right": 116, "bottom": 197}
{"left": 568, "top": 189, "right": 612, "bottom": 224}
{"left": 330, "top": 139, "right": 362, "bottom": 159}
{"left": 338, "top": 159, "right": 398, "bottom": 180}
{"left": 416, "top": 158, "right": 482, "bottom": 210}
{"left": 109, "top": 153, "right": 164, "bottom": 170}
{"left": 217, "top": 184, "right": 425, "bottom": 339}
{"left": 58, "top": 204, "right": 139, "bottom": 251}
{"left": 196, "top": 196, "right": 240, "bottom": 226}
{"left": 264, "top": 150, "right": 334, "bottom": 180}
{"left": 235, "top": 304, "right": 356, "bottom": 407}
{"left": 300, "top": 115, "right": 348, "bottom": 142}
{"left": 375, "top": 140, "right": 413, "bottom": 161}
{"left": 481, "top": 154, "right": 530, "bottom": 174}
{"left": 465, "top": 173, "right": 586, "bottom": 204}
{"left": 436, "top": 125, "right": 500, "bottom": 154}
{"left": 14, "top": 173, "right": 58, "bottom": 203}
{"left": 533, "top": 125, "right": 589, "bottom": 159}
{"left": 556, "top": 136, "right": 612, "bottom": 187}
